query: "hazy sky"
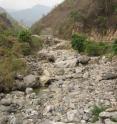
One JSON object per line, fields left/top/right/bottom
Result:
{"left": 0, "top": 0, "right": 64, "bottom": 10}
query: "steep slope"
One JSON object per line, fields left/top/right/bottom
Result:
{"left": 10, "top": 5, "right": 51, "bottom": 27}
{"left": 0, "top": 7, "right": 23, "bottom": 33}
{"left": 32, "top": 0, "right": 117, "bottom": 41}
{"left": 0, "top": 7, "right": 12, "bottom": 31}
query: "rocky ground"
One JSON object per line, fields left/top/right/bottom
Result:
{"left": 0, "top": 38, "right": 117, "bottom": 124}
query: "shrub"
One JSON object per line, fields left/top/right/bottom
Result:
{"left": 71, "top": 34, "right": 112, "bottom": 56}
{"left": 70, "top": 10, "right": 82, "bottom": 22}
{"left": 71, "top": 34, "right": 86, "bottom": 52}
{"left": 112, "top": 39, "right": 117, "bottom": 55}
{"left": 18, "top": 30, "right": 32, "bottom": 43}
{"left": 85, "top": 41, "right": 109, "bottom": 56}
{"left": 91, "top": 105, "right": 106, "bottom": 123}
{"left": 0, "top": 56, "right": 26, "bottom": 91}
{"left": 85, "top": 42, "right": 101, "bottom": 56}
{"left": 31, "top": 36, "right": 43, "bottom": 51}
{"left": 21, "top": 42, "right": 31, "bottom": 56}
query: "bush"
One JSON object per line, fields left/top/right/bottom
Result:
{"left": 70, "top": 10, "right": 82, "bottom": 22}
{"left": 18, "top": 30, "right": 32, "bottom": 43}
{"left": 112, "top": 39, "right": 117, "bottom": 55}
{"left": 21, "top": 42, "right": 31, "bottom": 56}
{"left": 0, "top": 56, "right": 26, "bottom": 91}
{"left": 85, "top": 41, "right": 109, "bottom": 56}
{"left": 71, "top": 34, "right": 86, "bottom": 52}
{"left": 31, "top": 36, "right": 43, "bottom": 51}
{"left": 85, "top": 42, "right": 101, "bottom": 56}
{"left": 91, "top": 105, "right": 106, "bottom": 123}
{"left": 71, "top": 34, "right": 112, "bottom": 56}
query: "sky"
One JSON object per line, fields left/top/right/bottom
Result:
{"left": 0, "top": 0, "right": 64, "bottom": 10}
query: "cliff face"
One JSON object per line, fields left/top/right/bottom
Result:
{"left": 32, "top": 0, "right": 117, "bottom": 41}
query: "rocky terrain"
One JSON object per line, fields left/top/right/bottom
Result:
{"left": 0, "top": 37, "right": 117, "bottom": 124}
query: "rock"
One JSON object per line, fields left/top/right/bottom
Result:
{"left": 0, "top": 105, "right": 10, "bottom": 112}
{"left": 0, "top": 115, "right": 8, "bottom": 124}
{"left": 14, "top": 74, "right": 40, "bottom": 90}
{"left": 102, "top": 72, "right": 117, "bottom": 80}
{"left": 40, "top": 70, "right": 54, "bottom": 87}
{"left": 40, "top": 75, "right": 51, "bottom": 87}
{"left": 52, "top": 122, "right": 75, "bottom": 124}
{"left": 14, "top": 74, "right": 23, "bottom": 81}
{"left": 25, "top": 88, "right": 33, "bottom": 94}
{"left": 77, "top": 56, "right": 90, "bottom": 65}
{"left": 0, "top": 93, "right": 5, "bottom": 100}
{"left": 83, "top": 72, "right": 89, "bottom": 79}
{"left": 24, "top": 74, "right": 40, "bottom": 88}
{"left": 81, "top": 120, "right": 86, "bottom": 124}
{"left": 67, "top": 110, "right": 79, "bottom": 122}
{"left": 88, "top": 121, "right": 101, "bottom": 124}
{"left": 9, "top": 113, "right": 16, "bottom": 124}
{"left": 105, "top": 119, "right": 117, "bottom": 124}
{"left": 1, "top": 98, "right": 12, "bottom": 106}
{"left": 40, "top": 121, "right": 75, "bottom": 124}
{"left": 55, "top": 58, "right": 77, "bottom": 68}
{"left": 47, "top": 55, "right": 55, "bottom": 63}
{"left": 22, "top": 109, "right": 38, "bottom": 119}
{"left": 99, "top": 112, "right": 117, "bottom": 119}
{"left": 43, "top": 105, "right": 55, "bottom": 115}
{"left": 99, "top": 112, "right": 111, "bottom": 118}
{"left": 8, "top": 104, "right": 19, "bottom": 113}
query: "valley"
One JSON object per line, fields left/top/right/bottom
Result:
{"left": 0, "top": 0, "right": 116, "bottom": 124}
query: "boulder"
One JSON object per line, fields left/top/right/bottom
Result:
{"left": 43, "top": 105, "right": 55, "bottom": 115}
{"left": 40, "top": 70, "right": 55, "bottom": 87}
{"left": 0, "top": 115, "right": 8, "bottom": 124}
{"left": 105, "top": 119, "right": 117, "bottom": 124}
{"left": 25, "top": 88, "right": 33, "bottom": 95}
{"left": 99, "top": 111, "right": 117, "bottom": 120}
{"left": 67, "top": 110, "right": 79, "bottom": 122}
{"left": 14, "top": 74, "right": 40, "bottom": 90}
{"left": 99, "top": 112, "right": 111, "bottom": 118}
{"left": 77, "top": 56, "right": 90, "bottom": 65}
{"left": 102, "top": 72, "right": 117, "bottom": 80}
{"left": 1, "top": 98, "right": 12, "bottom": 106}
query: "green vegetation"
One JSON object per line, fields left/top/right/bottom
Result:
{"left": 0, "top": 32, "right": 27, "bottom": 91}
{"left": 85, "top": 41, "right": 110, "bottom": 56}
{"left": 70, "top": 10, "right": 83, "bottom": 22}
{"left": 18, "top": 30, "right": 43, "bottom": 55}
{"left": 112, "top": 4, "right": 117, "bottom": 13}
{"left": 31, "top": 36, "right": 43, "bottom": 51}
{"left": 0, "top": 28, "right": 43, "bottom": 92}
{"left": 112, "top": 39, "right": 117, "bottom": 55}
{"left": 91, "top": 105, "right": 106, "bottom": 123}
{"left": 71, "top": 33, "right": 116, "bottom": 56}
{"left": 71, "top": 34, "right": 86, "bottom": 52}
{"left": 18, "top": 30, "right": 32, "bottom": 43}
{"left": 110, "top": 118, "right": 117, "bottom": 122}
{"left": 0, "top": 56, "right": 26, "bottom": 91}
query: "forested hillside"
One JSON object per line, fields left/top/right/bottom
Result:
{"left": 32, "top": 0, "right": 117, "bottom": 40}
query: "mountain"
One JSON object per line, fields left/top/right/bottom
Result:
{"left": 9, "top": 5, "right": 52, "bottom": 27}
{"left": 31, "top": 0, "right": 117, "bottom": 41}
{"left": 0, "top": 7, "right": 23, "bottom": 33}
